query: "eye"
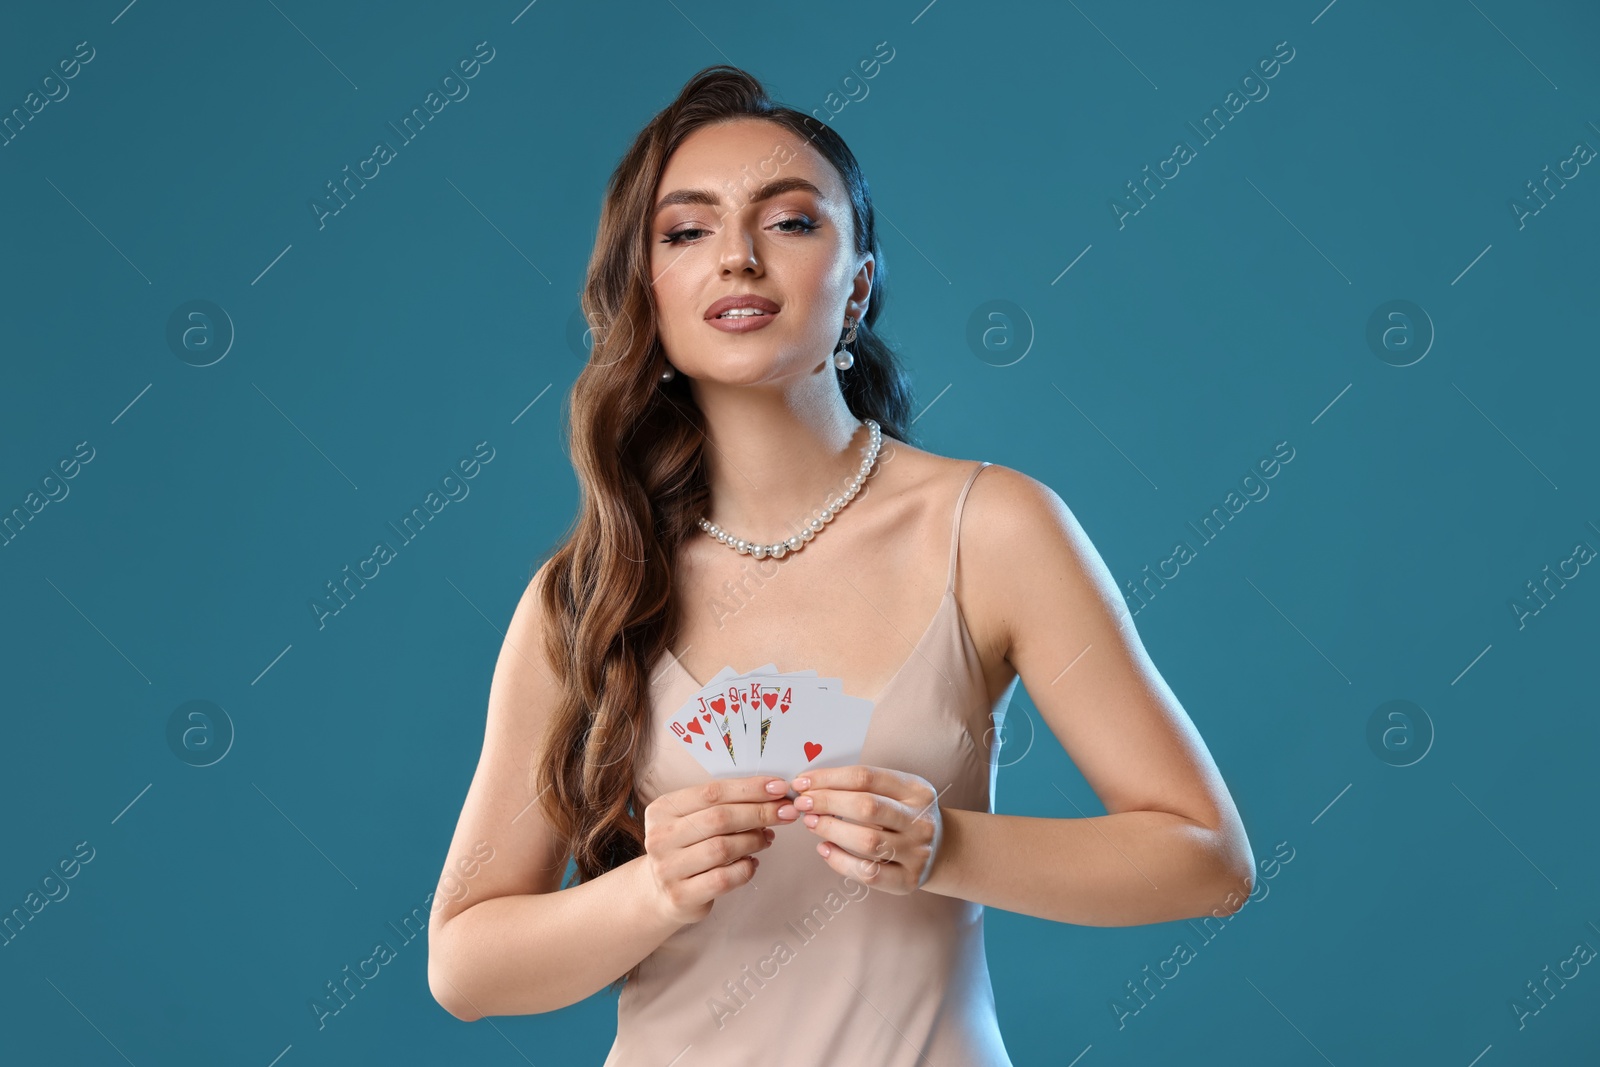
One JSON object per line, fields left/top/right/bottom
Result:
{"left": 659, "top": 216, "right": 819, "bottom": 246}
{"left": 661, "top": 227, "right": 707, "bottom": 246}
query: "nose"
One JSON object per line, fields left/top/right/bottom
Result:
{"left": 717, "top": 221, "right": 761, "bottom": 275}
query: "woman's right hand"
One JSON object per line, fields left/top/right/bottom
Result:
{"left": 641, "top": 776, "right": 791, "bottom": 927}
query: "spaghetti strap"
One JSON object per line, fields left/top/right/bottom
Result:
{"left": 946, "top": 461, "right": 992, "bottom": 593}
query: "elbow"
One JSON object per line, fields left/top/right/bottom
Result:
{"left": 1212, "top": 863, "right": 1254, "bottom": 916}
{"left": 1207, "top": 824, "right": 1256, "bottom": 917}
{"left": 427, "top": 929, "right": 483, "bottom": 1023}
{"left": 1169, "top": 811, "right": 1254, "bottom": 918}
{"left": 429, "top": 964, "right": 482, "bottom": 1022}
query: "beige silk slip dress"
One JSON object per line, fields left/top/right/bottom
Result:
{"left": 603, "top": 460, "right": 1021, "bottom": 1067}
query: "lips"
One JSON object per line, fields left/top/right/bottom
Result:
{"left": 704, "top": 294, "right": 781, "bottom": 320}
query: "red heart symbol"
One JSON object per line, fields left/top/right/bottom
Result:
{"left": 804, "top": 741, "right": 822, "bottom": 762}
{"left": 687, "top": 718, "right": 704, "bottom": 736}
{"left": 701, "top": 713, "right": 712, "bottom": 722}
{"left": 763, "top": 692, "right": 778, "bottom": 709}
{"left": 704, "top": 741, "right": 713, "bottom": 751}
{"left": 710, "top": 697, "right": 726, "bottom": 714}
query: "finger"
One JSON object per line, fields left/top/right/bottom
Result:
{"left": 679, "top": 851, "right": 761, "bottom": 902}
{"left": 811, "top": 832, "right": 896, "bottom": 886}
{"left": 652, "top": 780, "right": 789, "bottom": 847}
{"left": 792, "top": 764, "right": 894, "bottom": 797}
{"left": 668, "top": 828, "right": 772, "bottom": 882}
{"left": 668, "top": 776, "right": 791, "bottom": 819}
{"left": 803, "top": 814, "right": 897, "bottom": 866}
{"left": 679, "top": 800, "right": 789, "bottom": 851}
{"left": 797, "top": 767, "right": 940, "bottom": 819}
{"left": 797, "top": 788, "right": 910, "bottom": 831}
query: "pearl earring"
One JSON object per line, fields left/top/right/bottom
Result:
{"left": 833, "top": 318, "right": 859, "bottom": 370}
{"left": 659, "top": 363, "right": 676, "bottom": 382}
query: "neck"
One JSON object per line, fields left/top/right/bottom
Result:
{"left": 691, "top": 377, "right": 868, "bottom": 544}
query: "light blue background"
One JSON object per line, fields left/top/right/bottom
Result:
{"left": 2, "top": 1, "right": 1597, "bottom": 1063}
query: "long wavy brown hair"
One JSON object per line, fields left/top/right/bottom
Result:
{"left": 532, "top": 64, "right": 918, "bottom": 989}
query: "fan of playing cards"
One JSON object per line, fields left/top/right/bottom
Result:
{"left": 666, "top": 662, "right": 873, "bottom": 783}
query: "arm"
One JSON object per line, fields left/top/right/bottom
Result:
{"left": 795, "top": 465, "right": 1255, "bottom": 925}
{"left": 927, "top": 465, "right": 1255, "bottom": 924}
{"left": 426, "top": 563, "right": 682, "bottom": 1021}
{"left": 431, "top": 856, "right": 683, "bottom": 1019}
{"left": 922, "top": 807, "right": 1250, "bottom": 926}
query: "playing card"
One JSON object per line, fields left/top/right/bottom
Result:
{"left": 665, "top": 695, "right": 738, "bottom": 775}
{"left": 664, "top": 662, "right": 872, "bottom": 784}
{"left": 756, "top": 678, "right": 872, "bottom": 781}
{"left": 664, "top": 663, "right": 778, "bottom": 775}
{"left": 710, "top": 663, "right": 775, "bottom": 767}
{"left": 721, "top": 679, "right": 753, "bottom": 759}
{"left": 730, "top": 670, "right": 835, "bottom": 762}
{"left": 737, "top": 679, "right": 778, "bottom": 762}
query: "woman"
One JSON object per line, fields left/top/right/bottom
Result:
{"left": 426, "top": 65, "right": 1254, "bottom": 1064}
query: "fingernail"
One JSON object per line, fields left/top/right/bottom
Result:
{"left": 794, "top": 777, "right": 810, "bottom": 790}
{"left": 765, "top": 780, "right": 786, "bottom": 794}
{"left": 776, "top": 804, "right": 797, "bottom": 820}
{"left": 763, "top": 828, "right": 775, "bottom": 842}
{"left": 804, "top": 814, "right": 819, "bottom": 828}
{"left": 795, "top": 795, "right": 813, "bottom": 811}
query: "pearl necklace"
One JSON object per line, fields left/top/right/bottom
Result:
{"left": 697, "top": 419, "right": 882, "bottom": 560}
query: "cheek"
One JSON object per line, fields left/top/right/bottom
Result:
{"left": 789, "top": 260, "right": 852, "bottom": 322}
{"left": 650, "top": 272, "right": 693, "bottom": 324}
{"left": 650, "top": 281, "right": 702, "bottom": 357}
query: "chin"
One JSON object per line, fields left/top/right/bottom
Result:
{"left": 696, "top": 353, "right": 805, "bottom": 385}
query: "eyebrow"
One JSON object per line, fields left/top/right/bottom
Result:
{"left": 653, "top": 176, "right": 825, "bottom": 218}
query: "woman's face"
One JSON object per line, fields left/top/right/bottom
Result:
{"left": 649, "top": 118, "right": 872, "bottom": 384}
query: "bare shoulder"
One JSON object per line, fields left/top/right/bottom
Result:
{"left": 874, "top": 443, "right": 1053, "bottom": 539}
{"left": 881, "top": 443, "right": 1050, "bottom": 511}
{"left": 963, "top": 462, "right": 1088, "bottom": 549}
{"left": 948, "top": 460, "right": 1123, "bottom": 665}
{"left": 873, "top": 438, "right": 979, "bottom": 501}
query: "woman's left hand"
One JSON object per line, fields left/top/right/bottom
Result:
{"left": 782, "top": 766, "right": 945, "bottom": 894}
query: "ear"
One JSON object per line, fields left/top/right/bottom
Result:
{"left": 847, "top": 254, "right": 874, "bottom": 323}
